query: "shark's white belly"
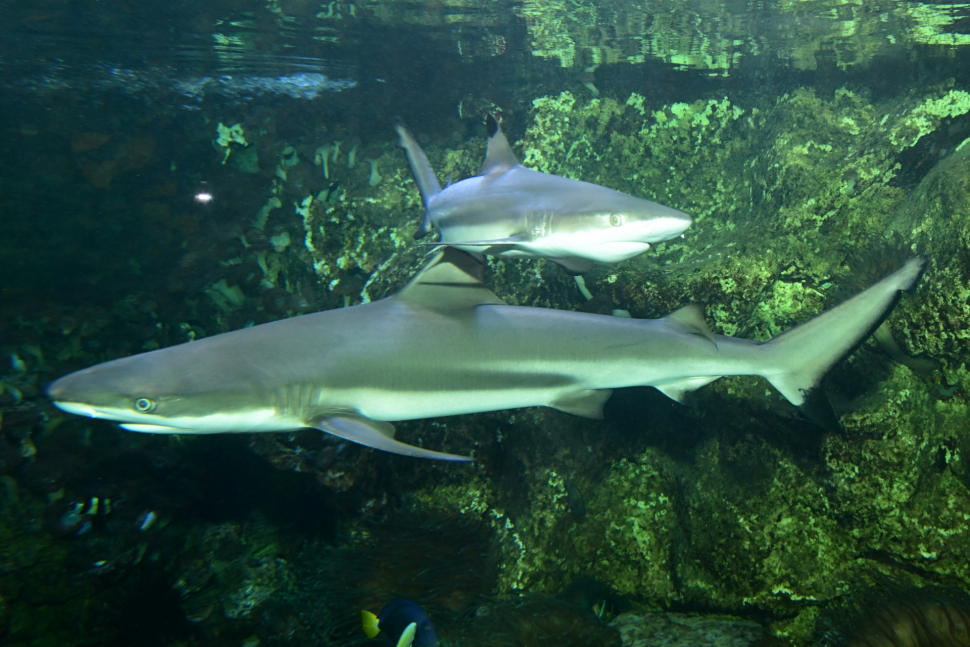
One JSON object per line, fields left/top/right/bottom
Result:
{"left": 336, "top": 385, "right": 581, "bottom": 422}
{"left": 518, "top": 234, "right": 650, "bottom": 264}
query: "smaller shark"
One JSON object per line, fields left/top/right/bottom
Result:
{"left": 395, "top": 116, "right": 693, "bottom": 274}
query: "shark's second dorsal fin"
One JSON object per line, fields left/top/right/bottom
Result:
{"left": 395, "top": 248, "right": 507, "bottom": 313}
{"left": 479, "top": 114, "right": 520, "bottom": 176}
{"left": 663, "top": 303, "right": 716, "bottom": 348}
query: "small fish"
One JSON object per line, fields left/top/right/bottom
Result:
{"left": 362, "top": 599, "right": 439, "bottom": 647}
{"left": 57, "top": 496, "right": 112, "bottom": 536}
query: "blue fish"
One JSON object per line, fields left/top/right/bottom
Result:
{"left": 361, "top": 599, "right": 439, "bottom": 647}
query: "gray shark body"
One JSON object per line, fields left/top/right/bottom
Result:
{"left": 395, "top": 116, "right": 693, "bottom": 274}
{"left": 48, "top": 250, "right": 927, "bottom": 460}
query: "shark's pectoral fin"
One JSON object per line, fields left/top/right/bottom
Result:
{"left": 655, "top": 376, "right": 721, "bottom": 403}
{"left": 550, "top": 257, "right": 595, "bottom": 275}
{"left": 550, "top": 389, "right": 613, "bottom": 419}
{"left": 309, "top": 413, "right": 474, "bottom": 461}
{"left": 395, "top": 247, "right": 507, "bottom": 314}
{"left": 662, "top": 304, "right": 716, "bottom": 348}
{"left": 479, "top": 114, "right": 520, "bottom": 176}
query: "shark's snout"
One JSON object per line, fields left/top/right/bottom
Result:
{"left": 46, "top": 360, "right": 143, "bottom": 414}
{"left": 653, "top": 212, "right": 692, "bottom": 240}
{"left": 639, "top": 203, "right": 692, "bottom": 241}
{"left": 48, "top": 374, "right": 102, "bottom": 417}
{"left": 47, "top": 373, "right": 98, "bottom": 419}
{"left": 46, "top": 378, "right": 66, "bottom": 402}
{"left": 47, "top": 373, "right": 86, "bottom": 403}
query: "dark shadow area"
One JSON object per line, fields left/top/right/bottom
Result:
{"left": 184, "top": 435, "right": 339, "bottom": 538}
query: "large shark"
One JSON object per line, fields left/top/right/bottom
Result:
{"left": 48, "top": 250, "right": 926, "bottom": 461}
{"left": 395, "top": 116, "right": 693, "bottom": 274}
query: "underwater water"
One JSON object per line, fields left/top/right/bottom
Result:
{"left": 3, "top": 0, "right": 970, "bottom": 645}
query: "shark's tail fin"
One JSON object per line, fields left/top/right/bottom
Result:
{"left": 393, "top": 117, "right": 441, "bottom": 239}
{"left": 759, "top": 256, "right": 928, "bottom": 430}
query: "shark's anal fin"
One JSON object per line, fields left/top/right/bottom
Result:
{"left": 550, "top": 389, "right": 613, "bottom": 419}
{"left": 655, "top": 376, "right": 720, "bottom": 402}
{"left": 662, "top": 303, "right": 716, "bottom": 348}
{"left": 394, "top": 248, "right": 507, "bottom": 314}
{"left": 310, "top": 413, "right": 473, "bottom": 461}
{"left": 480, "top": 114, "right": 520, "bottom": 176}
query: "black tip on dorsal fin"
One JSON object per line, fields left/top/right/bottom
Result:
{"left": 479, "top": 114, "right": 519, "bottom": 176}
{"left": 486, "top": 113, "right": 499, "bottom": 138}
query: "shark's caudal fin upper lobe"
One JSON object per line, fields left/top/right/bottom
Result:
{"left": 758, "top": 256, "right": 928, "bottom": 430}
{"left": 393, "top": 118, "right": 441, "bottom": 239}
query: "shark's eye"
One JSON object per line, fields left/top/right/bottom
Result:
{"left": 134, "top": 398, "right": 156, "bottom": 413}
{"left": 609, "top": 213, "right": 623, "bottom": 227}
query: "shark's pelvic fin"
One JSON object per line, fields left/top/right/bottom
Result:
{"left": 760, "top": 255, "right": 928, "bottom": 430}
{"left": 310, "top": 412, "right": 473, "bottom": 461}
{"left": 395, "top": 248, "right": 507, "bottom": 314}
{"left": 663, "top": 304, "right": 717, "bottom": 348}
{"left": 550, "top": 389, "right": 613, "bottom": 419}
{"left": 393, "top": 117, "right": 441, "bottom": 239}
{"left": 479, "top": 114, "right": 520, "bottom": 176}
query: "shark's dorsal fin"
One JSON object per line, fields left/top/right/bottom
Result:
{"left": 663, "top": 303, "right": 716, "bottom": 348}
{"left": 395, "top": 248, "right": 507, "bottom": 313}
{"left": 479, "top": 114, "right": 520, "bottom": 176}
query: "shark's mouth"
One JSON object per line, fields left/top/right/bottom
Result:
{"left": 120, "top": 423, "right": 194, "bottom": 434}
{"left": 53, "top": 401, "right": 189, "bottom": 432}
{"left": 53, "top": 399, "right": 286, "bottom": 434}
